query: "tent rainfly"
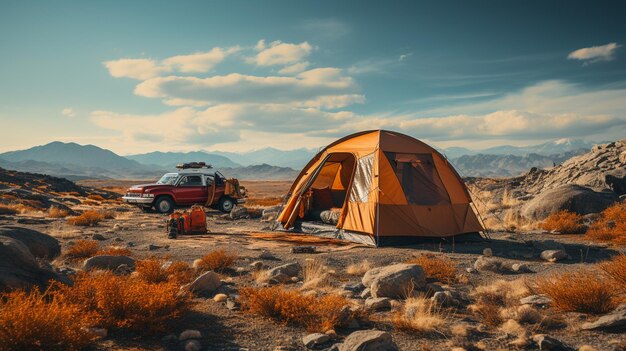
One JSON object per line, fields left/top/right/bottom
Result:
{"left": 277, "top": 130, "right": 484, "bottom": 246}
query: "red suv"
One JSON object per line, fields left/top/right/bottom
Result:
{"left": 122, "top": 163, "right": 244, "bottom": 213}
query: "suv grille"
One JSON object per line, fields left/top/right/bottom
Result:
{"left": 126, "top": 193, "right": 141, "bottom": 197}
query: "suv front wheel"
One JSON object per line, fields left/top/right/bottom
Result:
{"left": 218, "top": 197, "right": 234, "bottom": 213}
{"left": 154, "top": 197, "right": 174, "bottom": 214}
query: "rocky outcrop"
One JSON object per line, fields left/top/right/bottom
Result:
{"left": 0, "top": 236, "right": 62, "bottom": 291}
{"left": 0, "top": 226, "right": 61, "bottom": 259}
{"left": 83, "top": 255, "right": 136, "bottom": 271}
{"left": 338, "top": 330, "right": 398, "bottom": 351}
{"left": 521, "top": 184, "right": 617, "bottom": 220}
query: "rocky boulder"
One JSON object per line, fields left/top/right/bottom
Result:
{"left": 338, "top": 330, "right": 398, "bottom": 351}
{"left": 362, "top": 264, "right": 426, "bottom": 298}
{"left": 183, "top": 271, "right": 222, "bottom": 295}
{"left": 521, "top": 184, "right": 617, "bottom": 220}
{"left": 581, "top": 304, "right": 626, "bottom": 331}
{"left": 0, "top": 236, "right": 62, "bottom": 291}
{"left": 83, "top": 255, "right": 136, "bottom": 271}
{"left": 0, "top": 226, "right": 61, "bottom": 259}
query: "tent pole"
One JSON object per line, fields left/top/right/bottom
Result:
{"left": 376, "top": 188, "right": 380, "bottom": 247}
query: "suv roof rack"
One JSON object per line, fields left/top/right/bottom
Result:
{"left": 176, "top": 162, "right": 213, "bottom": 170}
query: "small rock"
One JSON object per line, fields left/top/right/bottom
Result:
{"left": 303, "top": 333, "right": 330, "bottom": 348}
{"left": 473, "top": 256, "right": 503, "bottom": 272}
{"left": 483, "top": 248, "right": 493, "bottom": 257}
{"left": 520, "top": 294, "right": 552, "bottom": 307}
{"left": 292, "top": 246, "right": 316, "bottom": 254}
{"left": 365, "top": 297, "right": 391, "bottom": 311}
{"left": 213, "top": 293, "right": 228, "bottom": 302}
{"left": 148, "top": 243, "right": 162, "bottom": 251}
{"left": 179, "top": 329, "right": 202, "bottom": 341}
{"left": 360, "top": 288, "right": 371, "bottom": 299}
{"left": 581, "top": 304, "right": 626, "bottom": 331}
{"left": 183, "top": 271, "right": 222, "bottom": 295}
{"left": 260, "top": 262, "right": 301, "bottom": 284}
{"left": 250, "top": 261, "right": 264, "bottom": 270}
{"left": 290, "top": 276, "right": 300, "bottom": 282}
{"left": 511, "top": 263, "right": 531, "bottom": 273}
{"left": 184, "top": 339, "right": 202, "bottom": 351}
{"left": 540, "top": 250, "right": 568, "bottom": 262}
{"left": 325, "top": 329, "right": 337, "bottom": 337}
{"left": 92, "top": 234, "right": 106, "bottom": 241}
{"left": 362, "top": 264, "right": 426, "bottom": 298}
{"left": 342, "top": 282, "right": 365, "bottom": 292}
{"left": 425, "top": 283, "right": 445, "bottom": 294}
{"left": 431, "top": 291, "right": 458, "bottom": 306}
{"left": 466, "top": 267, "right": 477, "bottom": 274}
{"left": 126, "top": 241, "right": 135, "bottom": 247}
{"left": 113, "top": 237, "right": 124, "bottom": 242}
{"left": 260, "top": 250, "right": 278, "bottom": 260}
{"left": 229, "top": 206, "right": 250, "bottom": 220}
{"left": 83, "top": 255, "right": 135, "bottom": 271}
{"left": 86, "top": 327, "right": 107, "bottom": 338}
{"left": 339, "top": 330, "right": 398, "bottom": 351}
{"left": 531, "top": 334, "right": 567, "bottom": 351}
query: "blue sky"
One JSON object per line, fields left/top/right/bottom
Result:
{"left": 1, "top": 0, "right": 625, "bottom": 154}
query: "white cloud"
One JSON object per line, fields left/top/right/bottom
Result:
{"left": 278, "top": 61, "right": 310, "bottom": 75}
{"left": 134, "top": 68, "right": 358, "bottom": 105}
{"left": 103, "top": 59, "right": 170, "bottom": 80}
{"left": 162, "top": 46, "right": 240, "bottom": 73}
{"left": 567, "top": 42, "right": 621, "bottom": 64}
{"left": 250, "top": 40, "right": 313, "bottom": 66}
{"left": 61, "top": 108, "right": 75, "bottom": 117}
{"left": 399, "top": 53, "right": 412, "bottom": 61}
{"left": 103, "top": 46, "right": 239, "bottom": 79}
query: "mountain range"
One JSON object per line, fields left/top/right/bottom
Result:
{"left": 0, "top": 138, "right": 601, "bottom": 180}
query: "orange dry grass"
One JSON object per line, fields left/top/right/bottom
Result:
{"left": 0, "top": 290, "right": 98, "bottom": 351}
{"left": 406, "top": 254, "right": 457, "bottom": 284}
{"left": 47, "top": 206, "right": 70, "bottom": 218}
{"left": 64, "top": 240, "right": 100, "bottom": 260}
{"left": 393, "top": 296, "right": 446, "bottom": 334}
{"left": 54, "top": 272, "right": 191, "bottom": 334}
{"left": 99, "top": 210, "right": 115, "bottom": 219}
{"left": 540, "top": 210, "right": 586, "bottom": 234}
{"left": 195, "top": 249, "right": 238, "bottom": 273}
{"left": 87, "top": 194, "right": 105, "bottom": 201}
{"left": 245, "top": 197, "right": 283, "bottom": 207}
{"left": 586, "top": 203, "right": 626, "bottom": 244}
{"left": 67, "top": 210, "right": 104, "bottom": 226}
{"left": 534, "top": 270, "right": 618, "bottom": 314}
{"left": 0, "top": 204, "right": 18, "bottom": 215}
{"left": 598, "top": 254, "right": 626, "bottom": 288}
{"left": 96, "top": 246, "right": 133, "bottom": 257}
{"left": 239, "top": 286, "right": 350, "bottom": 332}
{"left": 136, "top": 258, "right": 196, "bottom": 285}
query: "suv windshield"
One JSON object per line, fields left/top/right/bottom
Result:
{"left": 157, "top": 173, "right": 179, "bottom": 185}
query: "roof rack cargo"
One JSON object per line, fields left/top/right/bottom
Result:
{"left": 176, "top": 162, "right": 213, "bottom": 169}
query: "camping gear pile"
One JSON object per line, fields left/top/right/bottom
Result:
{"left": 278, "top": 130, "right": 484, "bottom": 246}
{"left": 167, "top": 205, "right": 207, "bottom": 239}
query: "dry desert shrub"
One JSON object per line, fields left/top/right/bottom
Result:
{"left": 64, "top": 240, "right": 99, "bottom": 260}
{"left": 533, "top": 270, "right": 617, "bottom": 314}
{"left": 597, "top": 254, "right": 626, "bottom": 289}
{"left": 302, "top": 259, "right": 331, "bottom": 289}
{"left": 47, "top": 206, "right": 69, "bottom": 218}
{"left": 0, "top": 204, "right": 18, "bottom": 215}
{"left": 87, "top": 194, "right": 105, "bottom": 201}
{"left": 81, "top": 199, "right": 100, "bottom": 206}
{"left": 239, "top": 286, "right": 349, "bottom": 332}
{"left": 0, "top": 289, "right": 98, "bottom": 351}
{"left": 406, "top": 254, "right": 457, "bottom": 284}
{"left": 67, "top": 210, "right": 104, "bottom": 226}
{"left": 54, "top": 272, "right": 191, "bottom": 334}
{"left": 392, "top": 296, "right": 447, "bottom": 335}
{"left": 136, "top": 258, "right": 196, "bottom": 285}
{"left": 586, "top": 202, "right": 626, "bottom": 244}
{"left": 96, "top": 246, "right": 132, "bottom": 257}
{"left": 195, "top": 249, "right": 237, "bottom": 273}
{"left": 469, "top": 279, "right": 529, "bottom": 327}
{"left": 346, "top": 259, "right": 373, "bottom": 276}
{"left": 541, "top": 210, "right": 586, "bottom": 234}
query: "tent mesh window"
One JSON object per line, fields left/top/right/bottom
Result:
{"left": 349, "top": 153, "right": 375, "bottom": 203}
{"left": 384, "top": 152, "right": 450, "bottom": 205}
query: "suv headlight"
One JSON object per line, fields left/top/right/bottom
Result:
{"left": 142, "top": 193, "right": 155, "bottom": 198}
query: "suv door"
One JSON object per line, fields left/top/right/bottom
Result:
{"left": 173, "top": 175, "right": 207, "bottom": 204}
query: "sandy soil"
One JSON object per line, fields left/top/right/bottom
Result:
{"left": 2, "top": 179, "right": 624, "bottom": 351}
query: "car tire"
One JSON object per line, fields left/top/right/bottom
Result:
{"left": 154, "top": 197, "right": 174, "bottom": 214}
{"left": 218, "top": 197, "right": 234, "bottom": 213}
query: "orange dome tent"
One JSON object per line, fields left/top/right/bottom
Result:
{"left": 277, "top": 130, "right": 484, "bottom": 246}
